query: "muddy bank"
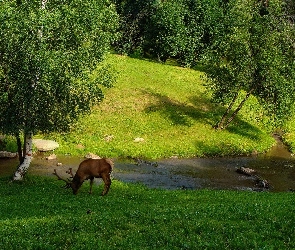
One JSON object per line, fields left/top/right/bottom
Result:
{"left": 1, "top": 137, "right": 295, "bottom": 192}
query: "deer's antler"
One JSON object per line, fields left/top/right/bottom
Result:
{"left": 66, "top": 168, "right": 74, "bottom": 178}
{"left": 53, "top": 169, "right": 72, "bottom": 188}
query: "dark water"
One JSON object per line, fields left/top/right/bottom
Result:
{"left": 1, "top": 138, "right": 295, "bottom": 192}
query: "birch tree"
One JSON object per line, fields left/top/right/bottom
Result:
{"left": 204, "top": 0, "right": 295, "bottom": 130}
{"left": 0, "top": 0, "right": 118, "bottom": 180}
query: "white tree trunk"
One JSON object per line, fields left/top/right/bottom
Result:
{"left": 13, "top": 132, "right": 33, "bottom": 181}
{"left": 13, "top": 1, "right": 48, "bottom": 181}
{"left": 41, "top": 0, "right": 47, "bottom": 9}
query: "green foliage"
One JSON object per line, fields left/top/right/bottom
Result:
{"left": 204, "top": 0, "right": 295, "bottom": 128}
{"left": 0, "top": 176, "right": 295, "bottom": 249}
{"left": 144, "top": 1, "right": 188, "bottom": 62}
{"left": 0, "top": 0, "right": 118, "bottom": 136}
{"left": 112, "top": 0, "right": 157, "bottom": 55}
{"left": 0, "top": 135, "right": 17, "bottom": 152}
{"left": 282, "top": 118, "right": 295, "bottom": 153}
{"left": 44, "top": 55, "right": 275, "bottom": 159}
{"left": 113, "top": 0, "right": 224, "bottom": 66}
{"left": 144, "top": 0, "right": 230, "bottom": 67}
{"left": 285, "top": 0, "right": 295, "bottom": 19}
{"left": 144, "top": 0, "right": 201, "bottom": 66}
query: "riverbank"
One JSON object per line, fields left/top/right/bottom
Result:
{"left": 1, "top": 135, "right": 295, "bottom": 192}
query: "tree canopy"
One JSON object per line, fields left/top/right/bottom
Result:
{"left": 0, "top": 0, "right": 118, "bottom": 179}
{"left": 204, "top": 0, "right": 295, "bottom": 129}
{"left": 0, "top": 0, "right": 118, "bottom": 136}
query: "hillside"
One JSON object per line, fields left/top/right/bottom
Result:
{"left": 49, "top": 54, "right": 275, "bottom": 159}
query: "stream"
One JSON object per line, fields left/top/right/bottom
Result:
{"left": 1, "top": 137, "right": 295, "bottom": 192}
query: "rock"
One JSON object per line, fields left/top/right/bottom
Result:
{"left": 76, "top": 144, "right": 85, "bottom": 150}
{"left": 255, "top": 179, "right": 271, "bottom": 189}
{"left": 236, "top": 167, "right": 256, "bottom": 176}
{"left": 46, "top": 154, "right": 57, "bottom": 160}
{"left": 57, "top": 162, "right": 63, "bottom": 166}
{"left": 0, "top": 151, "right": 17, "bottom": 158}
{"left": 33, "top": 139, "right": 59, "bottom": 151}
{"left": 134, "top": 137, "right": 144, "bottom": 143}
{"left": 85, "top": 153, "right": 101, "bottom": 159}
{"left": 251, "top": 150, "right": 258, "bottom": 156}
{"left": 104, "top": 135, "right": 114, "bottom": 142}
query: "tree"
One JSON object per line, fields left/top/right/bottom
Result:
{"left": 113, "top": 0, "right": 227, "bottom": 66}
{"left": 112, "top": 0, "right": 157, "bottom": 55}
{"left": 284, "top": 0, "right": 295, "bottom": 22}
{"left": 0, "top": 0, "right": 118, "bottom": 180}
{"left": 144, "top": 0, "right": 188, "bottom": 63}
{"left": 204, "top": 0, "right": 295, "bottom": 129}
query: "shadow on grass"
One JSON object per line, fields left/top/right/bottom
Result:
{"left": 115, "top": 51, "right": 211, "bottom": 74}
{"left": 143, "top": 90, "right": 217, "bottom": 127}
{"left": 226, "top": 120, "right": 264, "bottom": 141}
{"left": 143, "top": 89, "right": 264, "bottom": 141}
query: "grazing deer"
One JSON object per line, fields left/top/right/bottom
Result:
{"left": 53, "top": 158, "right": 114, "bottom": 196}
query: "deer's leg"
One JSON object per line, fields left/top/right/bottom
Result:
{"left": 89, "top": 177, "right": 94, "bottom": 194}
{"left": 101, "top": 173, "right": 111, "bottom": 196}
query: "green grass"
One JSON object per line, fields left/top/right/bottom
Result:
{"left": 0, "top": 176, "right": 294, "bottom": 249}
{"left": 40, "top": 54, "right": 275, "bottom": 159}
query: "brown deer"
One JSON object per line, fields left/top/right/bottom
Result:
{"left": 53, "top": 158, "right": 114, "bottom": 195}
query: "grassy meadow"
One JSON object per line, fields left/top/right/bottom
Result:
{"left": 40, "top": 54, "right": 278, "bottom": 159}
{"left": 0, "top": 176, "right": 295, "bottom": 249}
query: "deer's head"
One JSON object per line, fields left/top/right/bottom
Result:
{"left": 53, "top": 168, "right": 80, "bottom": 194}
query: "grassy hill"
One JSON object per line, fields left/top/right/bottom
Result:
{"left": 47, "top": 54, "right": 277, "bottom": 159}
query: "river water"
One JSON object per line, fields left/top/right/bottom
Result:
{"left": 1, "top": 137, "right": 295, "bottom": 192}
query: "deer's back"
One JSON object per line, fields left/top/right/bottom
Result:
{"left": 76, "top": 158, "right": 113, "bottom": 178}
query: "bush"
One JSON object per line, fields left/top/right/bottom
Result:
{"left": 0, "top": 135, "right": 17, "bottom": 152}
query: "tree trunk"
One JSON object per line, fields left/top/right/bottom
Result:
{"left": 222, "top": 88, "right": 255, "bottom": 129}
{"left": 16, "top": 134, "right": 24, "bottom": 164}
{"left": 215, "top": 88, "right": 255, "bottom": 130}
{"left": 215, "top": 92, "right": 239, "bottom": 129}
{"left": 13, "top": 132, "right": 33, "bottom": 181}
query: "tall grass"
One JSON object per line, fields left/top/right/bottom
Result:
{"left": 0, "top": 176, "right": 294, "bottom": 249}
{"left": 43, "top": 54, "right": 275, "bottom": 159}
